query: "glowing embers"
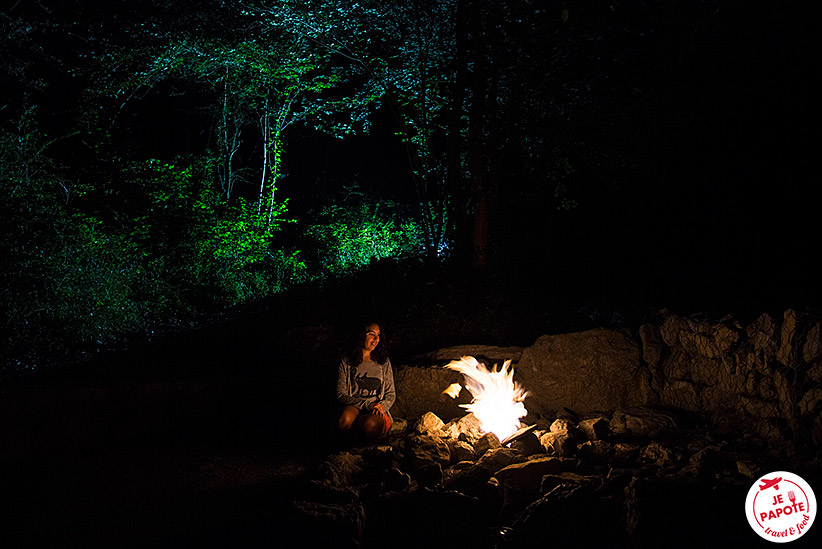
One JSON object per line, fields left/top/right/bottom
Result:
{"left": 443, "top": 356, "right": 528, "bottom": 441}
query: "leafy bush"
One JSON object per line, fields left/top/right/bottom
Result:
{"left": 45, "top": 215, "right": 146, "bottom": 342}
{"left": 123, "top": 158, "right": 306, "bottom": 306}
{"left": 1, "top": 116, "right": 307, "bottom": 366}
{"left": 305, "top": 186, "right": 425, "bottom": 278}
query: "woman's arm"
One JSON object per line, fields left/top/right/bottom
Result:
{"left": 379, "top": 358, "right": 396, "bottom": 411}
{"left": 336, "top": 358, "right": 363, "bottom": 407}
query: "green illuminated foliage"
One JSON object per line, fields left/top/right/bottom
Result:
{"left": 305, "top": 186, "right": 424, "bottom": 278}
{"left": 121, "top": 157, "right": 305, "bottom": 305}
{"left": 94, "top": 4, "right": 369, "bottom": 223}
{"left": 0, "top": 110, "right": 308, "bottom": 365}
{"left": 246, "top": 0, "right": 456, "bottom": 256}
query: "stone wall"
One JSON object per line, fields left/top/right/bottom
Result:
{"left": 392, "top": 309, "right": 822, "bottom": 448}
{"left": 649, "top": 309, "right": 822, "bottom": 447}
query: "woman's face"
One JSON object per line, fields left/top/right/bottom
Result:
{"left": 362, "top": 324, "right": 381, "bottom": 354}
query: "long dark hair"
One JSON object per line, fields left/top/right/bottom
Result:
{"left": 345, "top": 320, "right": 390, "bottom": 367}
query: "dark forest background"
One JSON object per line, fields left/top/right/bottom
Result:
{"left": 2, "top": 0, "right": 820, "bottom": 372}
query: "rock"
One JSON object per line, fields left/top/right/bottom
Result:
{"left": 811, "top": 414, "right": 822, "bottom": 449}
{"left": 549, "top": 418, "right": 574, "bottom": 433}
{"left": 555, "top": 408, "right": 579, "bottom": 422}
{"left": 609, "top": 407, "right": 679, "bottom": 438}
{"left": 317, "top": 452, "right": 366, "bottom": 490}
{"left": 777, "top": 309, "right": 802, "bottom": 368}
{"left": 415, "top": 462, "right": 443, "bottom": 488}
{"left": 516, "top": 328, "right": 648, "bottom": 415}
{"left": 538, "top": 431, "right": 576, "bottom": 457}
{"left": 494, "top": 457, "right": 563, "bottom": 521}
{"left": 415, "top": 411, "right": 444, "bottom": 434}
{"left": 578, "top": 417, "right": 610, "bottom": 440}
{"left": 495, "top": 456, "right": 563, "bottom": 483}
{"left": 510, "top": 431, "right": 545, "bottom": 456}
{"left": 612, "top": 442, "right": 641, "bottom": 464}
{"left": 441, "top": 413, "right": 484, "bottom": 443}
{"left": 639, "top": 323, "right": 664, "bottom": 367}
{"left": 554, "top": 456, "right": 594, "bottom": 474}
{"left": 447, "top": 439, "right": 475, "bottom": 463}
{"left": 389, "top": 417, "right": 408, "bottom": 433}
{"left": 391, "top": 366, "right": 465, "bottom": 421}
{"left": 738, "top": 394, "right": 781, "bottom": 418}
{"left": 577, "top": 440, "right": 611, "bottom": 464}
{"left": 756, "top": 417, "right": 791, "bottom": 444}
{"left": 443, "top": 463, "right": 492, "bottom": 497}
{"left": 660, "top": 379, "right": 700, "bottom": 411}
{"left": 405, "top": 434, "right": 450, "bottom": 472}
{"left": 798, "top": 387, "right": 822, "bottom": 416}
{"left": 736, "top": 460, "right": 761, "bottom": 479}
{"left": 353, "top": 444, "right": 395, "bottom": 467}
{"left": 659, "top": 314, "right": 740, "bottom": 358}
{"left": 683, "top": 446, "right": 725, "bottom": 478}
{"left": 509, "top": 483, "right": 625, "bottom": 546}
{"left": 474, "top": 432, "right": 502, "bottom": 456}
{"left": 747, "top": 313, "right": 779, "bottom": 356}
{"left": 476, "top": 447, "right": 521, "bottom": 474}
{"left": 538, "top": 419, "right": 581, "bottom": 456}
{"left": 410, "top": 344, "right": 525, "bottom": 364}
{"left": 539, "top": 472, "right": 600, "bottom": 495}
{"left": 383, "top": 467, "right": 412, "bottom": 492}
{"left": 803, "top": 321, "right": 822, "bottom": 364}
{"left": 639, "top": 441, "right": 678, "bottom": 467}
{"left": 292, "top": 500, "right": 365, "bottom": 549}
{"left": 303, "top": 479, "right": 359, "bottom": 504}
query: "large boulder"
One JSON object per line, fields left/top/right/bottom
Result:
{"left": 409, "top": 344, "right": 525, "bottom": 364}
{"left": 516, "top": 328, "right": 649, "bottom": 415}
{"left": 391, "top": 366, "right": 465, "bottom": 421}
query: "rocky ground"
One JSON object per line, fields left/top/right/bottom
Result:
{"left": 294, "top": 408, "right": 821, "bottom": 548}
{"left": 6, "top": 406, "right": 817, "bottom": 548}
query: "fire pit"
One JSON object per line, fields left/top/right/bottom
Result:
{"left": 442, "top": 356, "right": 529, "bottom": 442}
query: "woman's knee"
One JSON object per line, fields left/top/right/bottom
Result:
{"left": 338, "top": 406, "right": 360, "bottom": 430}
{"left": 360, "top": 414, "right": 385, "bottom": 437}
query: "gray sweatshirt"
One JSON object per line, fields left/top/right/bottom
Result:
{"left": 336, "top": 356, "right": 396, "bottom": 414}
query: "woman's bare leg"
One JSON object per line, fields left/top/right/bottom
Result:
{"left": 338, "top": 406, "right": 360, "bottom": 431}
{"left": 356, "top": 412, "right": 386, "bottom": 438}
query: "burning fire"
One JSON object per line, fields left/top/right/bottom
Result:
{"left": 442, "top": 356, "right": 528, "bottom": 441}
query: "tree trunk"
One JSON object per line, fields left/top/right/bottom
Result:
{"left": 447, "top": 0, "right": 469, "bottom": 265}
{"left": 257, "top": 97, "right": 270, "bottom": 217}
{"left": 266, "top": 130, "right": 281, "bottom": 226}
{"left": 466, "top": 0, "right": 494, "bottom": 271}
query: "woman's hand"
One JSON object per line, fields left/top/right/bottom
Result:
{"left": 370, "top": 402, "right": 385, "bottom": 414}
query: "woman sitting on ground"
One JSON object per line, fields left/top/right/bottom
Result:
{"left": 336, "top": 321, "right": 395, "bottom": 438}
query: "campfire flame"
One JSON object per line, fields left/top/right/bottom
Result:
{"left": 443, "top": 356, "right": 528, "bottom": 441}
